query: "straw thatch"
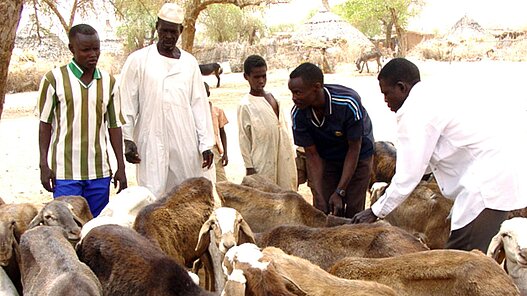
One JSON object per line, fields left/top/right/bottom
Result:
{"left": 446, "top": 15, "right": 493, "bottom": 42}
{"left": 292, "top": 9, "right": 373, "bottom": 50}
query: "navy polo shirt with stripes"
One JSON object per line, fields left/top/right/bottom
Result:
{"left": 291, "top": 84, "right": 374, "bottom": 161}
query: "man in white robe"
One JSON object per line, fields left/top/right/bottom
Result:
{"left": 118, "top": 3, "right": 214, "bottom": 198}
{"left": 238, "top": 55, "right": 297, "bottom": 191}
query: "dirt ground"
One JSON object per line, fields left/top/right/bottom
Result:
{"left": 1, "top": 59, "right": 526, "bottom": 206}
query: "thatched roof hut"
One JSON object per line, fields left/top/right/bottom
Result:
{"left": 293, "top": 9, "right": 373, "bottom": 49}
{"left": 291, "top": 9, "right": 374, "bottom": 72}
{"left": 446, "top": 15, "right": 493, "bottom": 42}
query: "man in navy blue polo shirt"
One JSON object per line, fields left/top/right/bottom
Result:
{"left": 289, "top": 62, "right": 374, "bottom": 218}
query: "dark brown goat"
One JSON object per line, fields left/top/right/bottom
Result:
{"left": 78, "top": 224, "right": 213, "bottom": 296}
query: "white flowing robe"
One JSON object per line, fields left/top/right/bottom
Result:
{"left": 237, "top": 93, "right": 297, "bottom": 191}
{"left": 119, "top": 45, "right": 214, "bottom": 198}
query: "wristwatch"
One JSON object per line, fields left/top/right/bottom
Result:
{"left": 335, "top": 188, "right": 346, "bottom": 197}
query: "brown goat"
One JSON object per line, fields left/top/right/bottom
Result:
{"left": 369, "top": 141, "right": 397, "bottom": 187}
{"left": 20, "top": 226, "right": 102, "bottom": 296}
{"left": 223, "top": 243, "right": 397, "bottom": 296}
{"left": 133, "top": 177, "right": 215, "bottom": 268}
{"left": 77, "top": 224, "right": 213, "bottom": 296}
{"left": 28, "top": 198, "right": 87, "bottom": 243}
{"left": 371, "top": 180, "right": 453, "bottom": 249}
{"left": 256, "top": 222, "right": 428, "bottom": 270}
{"left": 241, "top": 174, "right": 291, "bottom": 193}
{"left": 0, "top": 203, "right": 38, "bottom": 295}
{"left": 329, "top": 249, "right": 520, "bottom": 296}
{"left": 216, "top": 181, "right": 351, "bottom": 233}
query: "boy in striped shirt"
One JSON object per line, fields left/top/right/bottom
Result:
{"left": 38, "top": 24, "right": 127, "bottom": 217}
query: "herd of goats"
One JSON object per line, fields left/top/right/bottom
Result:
{"left": 0, "top": 141, "right": 526, "bottom": 295}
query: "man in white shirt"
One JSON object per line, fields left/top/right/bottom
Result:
{"left": 351, "top": 58, "right": 527, "bottom": 252}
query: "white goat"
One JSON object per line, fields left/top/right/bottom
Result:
{"left": 80, "top": 186, "right": 155, "bottom": 241}
{"left": 194, "top": 207, "right": 255, "bottom": 291}
{"left": 487, "top": 217, "right": 527, "bottom": 295}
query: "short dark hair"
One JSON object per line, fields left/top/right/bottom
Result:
{"left": 243, "top": 55, "right": 267, "bottom": 75}
{"left": 68, "top": 24, "right": 98, "bottom": 43}
{"left": 378, "top": 58, "right": 420, "bottom": 86}
{"left": 289, "top": 62, "right": 324, "bottom": 86}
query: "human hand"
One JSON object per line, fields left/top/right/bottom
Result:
{"left": 222, "top": 154, "right": 229, "bottom": 167}
{"left": 124, "top": 140, "right": 141, "bottom": 164}
{"left": 202, "top": 150, "right": 213, "bottom": 169}
{"left": 313, "top": 195, "right": 329, "bottom": 215}
{"left": 350, "top": 208, "right": 378, "bottom": 224}
{"left": 246, "top": 168, "right": 256, "bottom": 175}
{"left": 329, "top": 192, "right": 344, "bottom": 216}
{"left": 113, "top": 168, "right": 128, "bottom": 193}
{"left": 40, "top": 165, "right": 55, "bottom": 192}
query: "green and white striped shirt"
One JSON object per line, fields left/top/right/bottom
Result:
{"left": 38, "top": 60, "right": 125, "bottom": 180}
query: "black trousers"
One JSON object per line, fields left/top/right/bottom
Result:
{"left": 446, "top": 208, "right": 509, "bottom": 253}
{"left": 318, "top": 156, "right": 374, "bottom": 218}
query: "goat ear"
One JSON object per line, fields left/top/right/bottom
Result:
{"left": 487, "top": 234, "right": 505, "bottom": 264}
{"left": 280, "top": 274, "right": 308, "bottom": 296}
{"left": 28, "top": 213, "right": 43, "bottom": 229}
{"left": 195, "top": 218, "right": 213, "bottom": 253}
{"left": 239, "top": 219, "right": 256, "bottom": 244}
{"left": 72, "top": 211, "right": 85, "bottom": 227}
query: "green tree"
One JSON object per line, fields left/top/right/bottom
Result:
{"left": 200, "top": 4, "right": 265, "bottom": 45}
{"left": 181, "top": 0, "right": 291, "bottom": 53}
{"left": 111, "top": 0, "right": 164, "bottom": 52}
{"left": 335, "top": 0, "right": 423, "bottom": 56}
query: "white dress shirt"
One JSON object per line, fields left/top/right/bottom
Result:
{"left": 371, "top": 82, "right": 527, "bottom": 230}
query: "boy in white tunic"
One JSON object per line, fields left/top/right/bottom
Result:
{"left": 237, "top": 55, "right": 297, "bottom": 191}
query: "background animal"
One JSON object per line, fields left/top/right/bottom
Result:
{"left": 355, "top": 49, "right": 382, "bottom": 73}
{"left": 257, "top": 222, "right": 428, "bottom": 270}
{"left": 199, "top": 63, "right": 223, "bottom": 87}
{"left": 329, "top": 249, "right": 520, "bottom": 296}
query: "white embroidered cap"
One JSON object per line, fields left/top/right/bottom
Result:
{"left": 158, "top": 3, "right": 184, "bottom": 24}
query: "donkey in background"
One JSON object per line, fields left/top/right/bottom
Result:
{"left": 199, "top": 63, "right": 223, "bottom": 88}
{"left": 355, "top": 49, "right": 383, "bottom": 74}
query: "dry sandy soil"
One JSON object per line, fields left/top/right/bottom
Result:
{"left": 1, "top": 59, "right": 526, "bottom": 205}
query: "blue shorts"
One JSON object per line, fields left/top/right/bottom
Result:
{"left": 54, "top": 177, "right": 111, "bottom": 217}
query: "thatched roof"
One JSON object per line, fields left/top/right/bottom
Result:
{"left": 292, "top": 9, "right": 373, "bottom": 49}
{"left": 446, "top": 15, "right": 492, "bottom": 41}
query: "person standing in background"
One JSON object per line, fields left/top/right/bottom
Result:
{"left": 205, "top": 82, "right": 229, "bottom": 182}
{"left": 38, "top": 24, "right": 127, "bottom": 217}
{"left": 118, "top": 3, "right": 214, "bottom": 198}
{"left": 237, "top": 55, "right": 297, "bottom": 191}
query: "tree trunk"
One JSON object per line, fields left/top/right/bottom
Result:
{"left": 0, "top": 0, "right": 24, "bottom": 121}
{"left": 389, "top": 7, "right": 407, "bottom": 57}
{"left": 321, "top": 0, "right": 330, "bottom": 11}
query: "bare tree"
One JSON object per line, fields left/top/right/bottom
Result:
{"left": 181, "top": 0, "right": 290, "bottom": 52}
{"left": 32, "top": 0, "right": 94, "bottom": 36}
{"left": 0, "top": 0, "right": 24, "bottom": 121}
